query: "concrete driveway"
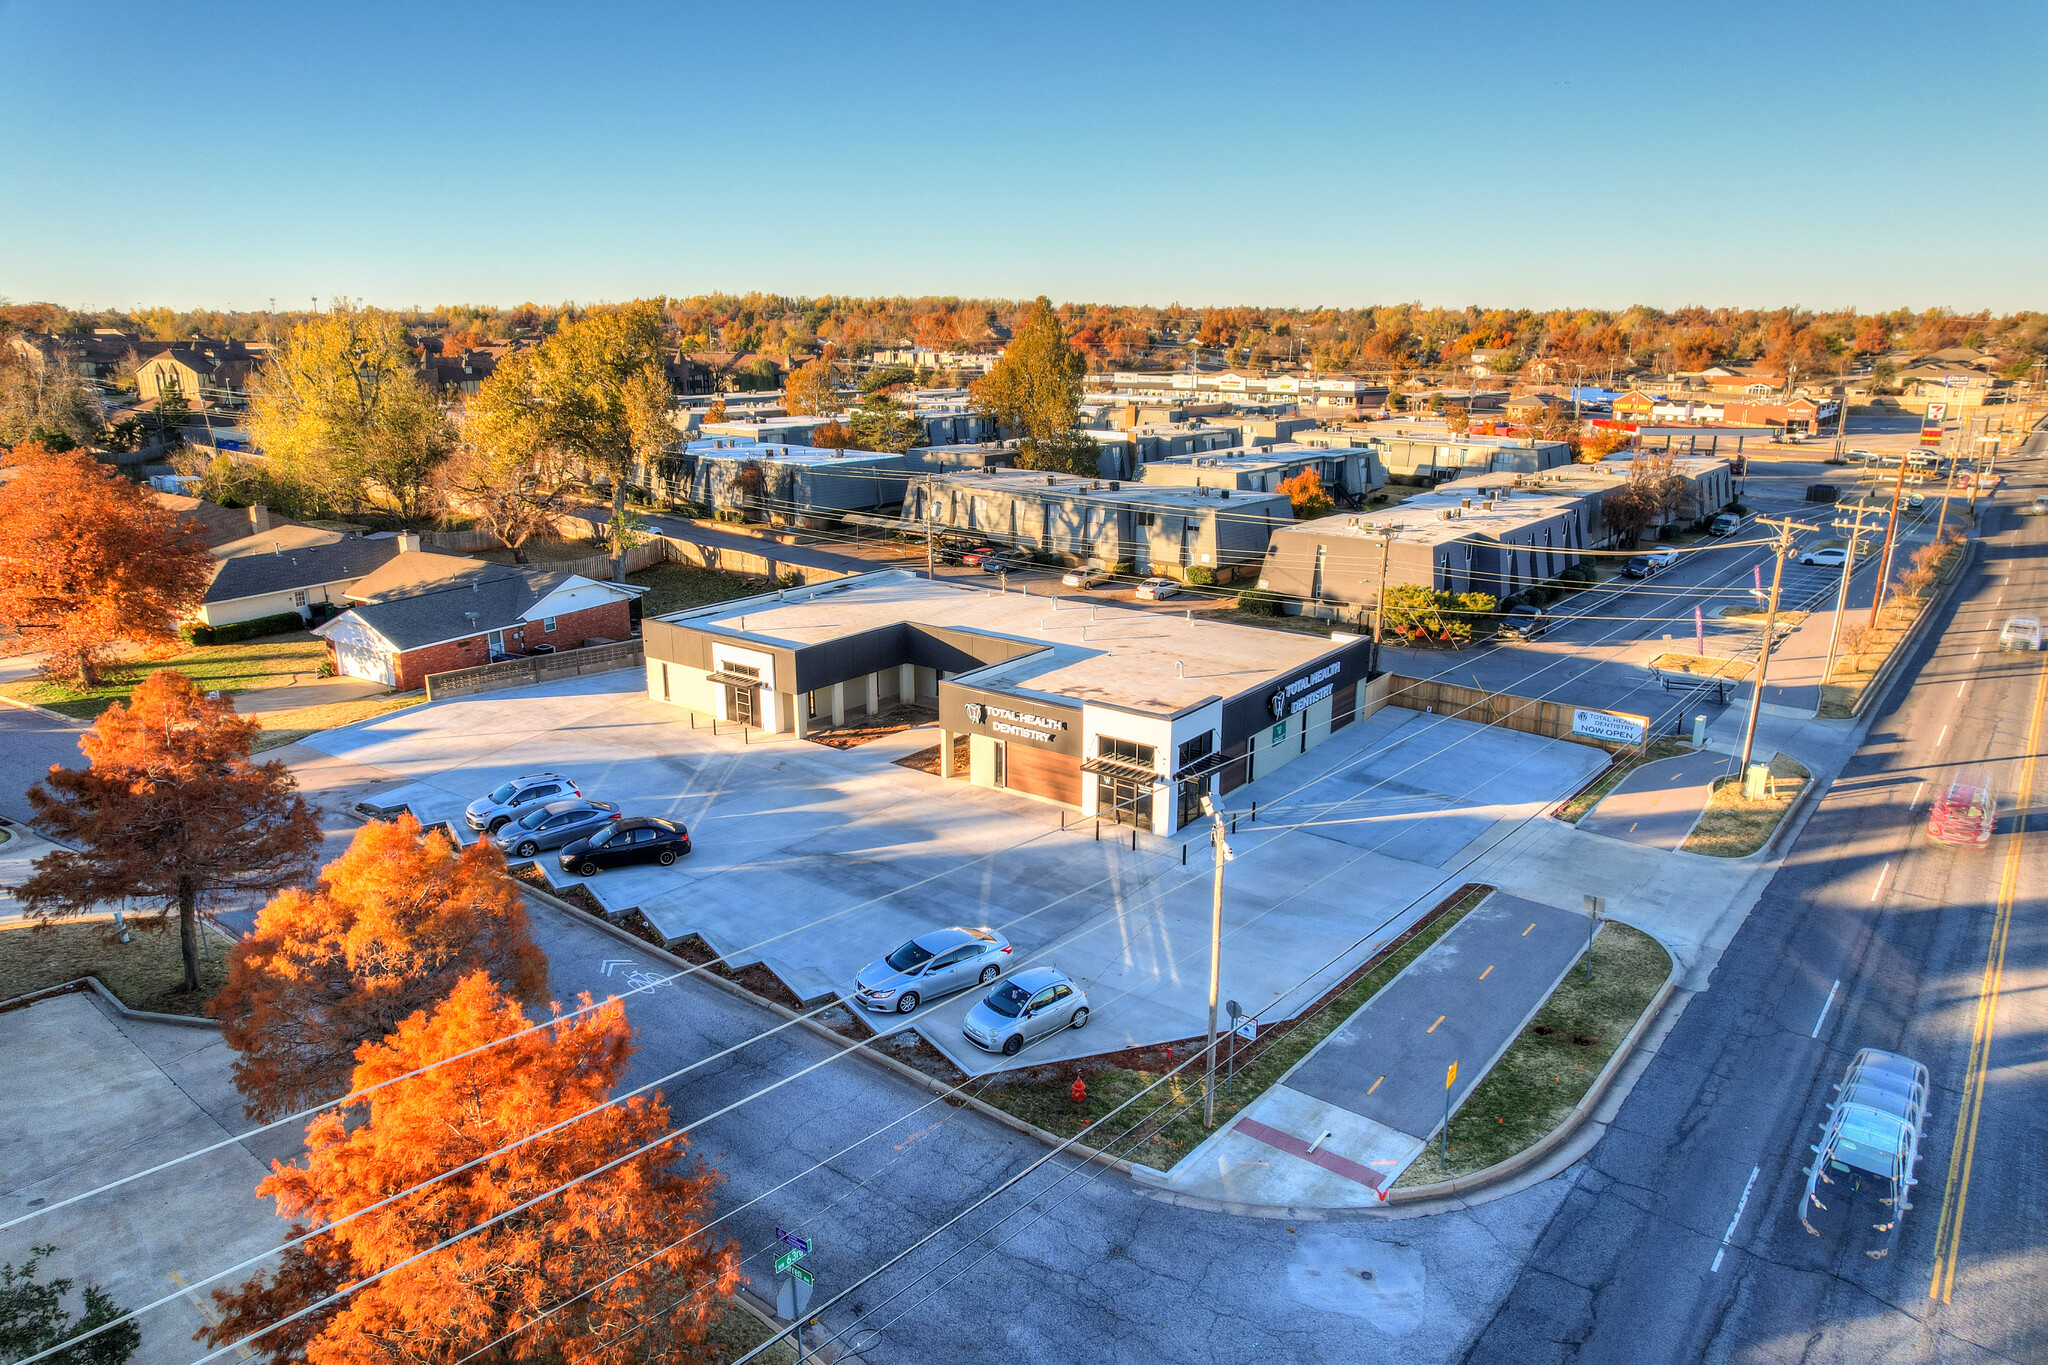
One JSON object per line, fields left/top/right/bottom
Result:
{"left": 293, "top": 674, "right": 1605, "bottom": 1072}
{"left": 1579, "top": 749, "right": 1732, "bottom": 849}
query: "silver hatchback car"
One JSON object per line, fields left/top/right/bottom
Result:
{"left": 854, "top": 927, "right": 1012, "bottom": 1014}
{"left": 963, "top": 966, "right": 1089, "bottom": 1056}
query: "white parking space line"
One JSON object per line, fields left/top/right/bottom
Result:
{"left": 1871, "top": 861, "right": 1890, "bottom": 902}
{"left": 1811, "top": 980, "right": 1840, "bottom": 1038}
{"left": 1712, "top": 1166, "right": 1762, "bottom": 1272}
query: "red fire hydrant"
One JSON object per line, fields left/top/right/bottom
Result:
{"left": 1070, "top": 1078, "right": 1088, "bottom": 1105}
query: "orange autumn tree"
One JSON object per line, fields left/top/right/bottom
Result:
{"left": 21, "top": 670, "right": 320, "bottom": 995}
{"left": 1277, "top": 467, "right": 1334, "bottom": 519}
{"left": 0, "top": 441, "right": 213, "bottom": 686}
{"left": 213, "top": 813, "right": 549, "bottom": 1120}
{"left": 205, "top": 972, "right": 739, "bottom": 1365}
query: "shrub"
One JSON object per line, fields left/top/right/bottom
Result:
{"left": 1186, "top": 565, "right": 1217, "bottom": 588}
{"left": 1234, "top": 587, "right": 1285, "bottom": 616}
{"left": 776, "top": 570, "right": 804, "bottom": 588}
{"left": 1558, "top": 563, "right": 1596, "bottom": 585}
{"left": 1109, "top": 559, "right": 1135, "bottom": 577}
{"left": 1658, "top": 523, "right": 1681, "bottom": 540}
{"left": 181, "top": 611, "right": 307, "bottom": 647}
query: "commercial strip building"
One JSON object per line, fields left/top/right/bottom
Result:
{"left": 1086, "top": 371, "right": 1382, "bottom": 408}
{"left": 1139, "top": 444, "right": 1385, "bottom": 504}
{"left": 641, "top": 571, "right": 1377, "bottom": 835}
{"left": 1347, "top": 431, "right": 1575, "bottom": 481}
{"left": 902, "top": 468, "right": 1291, "bottom": 578}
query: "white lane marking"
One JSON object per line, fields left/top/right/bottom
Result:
{"left": 1712, "top": 1165, "right": 1762, "bottom": 1272}
{"left": 1871, "top": 861, "right": 1890, "bottom": 902}
{"left": 1937, "top": 725, "right": 1948, "bottom": 748}
{"left": 1958, "top": 682, "right": 1968, "bottom": 697}
{"left": 1911, "top": 780, "right": 1927, "bottom": 810}
{"left": 1811, "top": 980, "right": 1840, "bottom": 1038}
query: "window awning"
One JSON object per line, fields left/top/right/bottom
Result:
{"left": 1081, "top": 756, "right": 1163, "bottom": 783}
{"left": 1172, "top": 752, "right": 1230, "bottom": 782}
{"left": 708, "top": 671, "right": 761, "bottom": 687}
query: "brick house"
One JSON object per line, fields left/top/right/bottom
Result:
{"left": 312, "top": 552, "right": 638, "bottom": 691}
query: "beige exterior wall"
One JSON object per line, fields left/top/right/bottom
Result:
{"left": 645, "top": 659, "right": 724, "bottom": 719}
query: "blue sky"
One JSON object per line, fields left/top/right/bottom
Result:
{"left": 2, "top": 1, "right": 2041, "bottom": 313}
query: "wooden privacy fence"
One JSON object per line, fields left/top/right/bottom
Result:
{"left": 1385, "top": 674, "right": 1647, "bottom": 754}
{"left": 426, "top": 638, "right": 645, "bottom": 702}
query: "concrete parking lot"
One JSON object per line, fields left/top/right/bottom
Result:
{"left": 295, "top": 674, "right": 1605, "bottom": 1072}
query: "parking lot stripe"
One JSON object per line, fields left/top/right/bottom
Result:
{"left": 1523, "top": 923, "right": 1536, "bottom": 937}
{"left": 1366, "top": 1075, "right": 1384, "bottom": 1096}
{"left": 1478, "top": 964, "right": 1494, "bottom": 981}
{"left": 1426, "top": 1015, "right": 1446, "bottom": 1034}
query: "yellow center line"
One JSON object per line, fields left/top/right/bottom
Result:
{"left": 1928, "top": 653, "right": 2046, "bottom": 1304}
{"left": 1522, "top": 923, "right": 1537, "bottom": 937}
{"left": 1478, "top": 964, "right": 1495, "bottom": 980}
{"left": 1366, "top": 1075, "right": 1384, "bottom": 1096}
{"left": 1426, "top": 1015, "right": 1445, "bottom": 1034}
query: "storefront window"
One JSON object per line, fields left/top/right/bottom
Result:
{"left": 1096, "top": 736, "right": 1155, "bottom": 832}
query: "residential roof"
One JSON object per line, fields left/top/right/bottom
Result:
{"left": 213, "top": 524, "right": 359, "bottom": 559}
{"left": 325, "top": 564, "right": 592, "bottom": 652}
{"left": 203, "top": 534, "right": 404, "bottom": 605}
{"left": 345, "top": 549, "right": 500, "bottom": 603}
{"left": 930, "top": 467, "right": 1294, "bottom": 514}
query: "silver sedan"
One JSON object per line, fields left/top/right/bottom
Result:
{"left": 489, "top": 798, "right": 621, "bottom": 859}
{"left": 853, "top": 926, "right": 1012, "bottom": 1014}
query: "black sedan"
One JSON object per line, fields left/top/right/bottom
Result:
{"left": 557, "top": 817, "right": 691, "bottom": 876}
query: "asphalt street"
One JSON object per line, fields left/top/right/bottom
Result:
{"left": 0, "top": 696, "right": 87, "bottom": 825}
{"left": 1461, "top": 426, "right": 2048, "bottom": 1364}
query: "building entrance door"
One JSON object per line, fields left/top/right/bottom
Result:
{"left": 726, "top": 682, "right": 758, "bottom": 726}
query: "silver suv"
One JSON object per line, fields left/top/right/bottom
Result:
{"left": 464, "top": 773, "right": 580, "bottom": 834}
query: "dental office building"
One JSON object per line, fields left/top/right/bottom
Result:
{"left": 641, "top": 571, "right": 1377, "bottom": 836}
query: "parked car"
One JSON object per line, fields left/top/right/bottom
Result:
{"left": 1061, "top": 564, "right": 1110, "bottom": 588}
{"left": 935, "top": 537, "right": 982, "bottom": 566}
{"left": 557, "top": 817, "right": 691, "bottom": 876}
{"left": 1998, "top": 615, "right": 2043, "bottom": 651}
{"left": 1134, "top": 577, "right": 1179, "bottom": 601}
{"left": 980, "top": 554, "right": 1010, "bottom": 574}
{"left": 1621, "top": 556, "right": 1659, "bottom": 579}
{"left": 1708, "top": 512, "right": 1742, "bottom": 536}
{"left": 958, "top": 545, "right": 1002, "bottom": 567}
{"left": 465, "top": 773, "right": 581, "bottom": 834}
{"left": 1496, "top": 606, "right": 1550, "bottom": 642}
{"left": 853, "top": 926, "right": 1013, "bottom": 1014}
{"left": 491, "top": 798, "right": 622, "bottom": 858}
{"left": 1800, "top": 1049, "right": 1928, "bottom": 1260}
{"left": 1799, "top": 546, "right": 1849, "bottom": 568}
{"left": 1645, "top": 548, "right": 1678, "bottom": 570}
{"left": 962, "top": 966, "right": 1090, "bottom": 1056}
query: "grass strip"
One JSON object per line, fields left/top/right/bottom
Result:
{"left": 974, "top": 883, "right": 1494, "bottom": 1165}
{"left": 627, "top": 562, "right": 778, "bottom": 616}
{"left": 1555, "top": 737, "right": 1692, "bottom": 824}
{"left": 0, "top": 920, "right": 230, "bottom": 1016}
{"left": 1648, "top": 651, "right": 1754, "bottom": 682}
{"left": 0, "top": 633, "right": 329, "bottom": 720}
{"left": 251, "top": 694, "right": 423, "bottom": 751}
{"left": 1394, "top": 920, "right": 1670, "bottom": 1186}
{"left": 1681, "top": 752, "right": 1810, "bottom": 857}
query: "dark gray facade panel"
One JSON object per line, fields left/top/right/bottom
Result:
{"left": 1219, "top": 636, "right": 1374, "bottom": 746}
{"left": 937, "top": 682, "right": 1083, "bottom": 757}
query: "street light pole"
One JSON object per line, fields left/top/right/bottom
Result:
{"left": 1739, "top": 516, "right": 1799, "bottom": 775}
{"left": 1868, "top": 452, "right": 1912, "bottom": 628}
{"left": 1822, "top": 505, "right": 1873, "bottom": 685}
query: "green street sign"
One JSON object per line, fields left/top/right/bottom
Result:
{"left": 790, "top": 1264, "right": 814, "bottom": 1286}
{"left": 774, "top": 1247, "right": 806, "bottom": 1274}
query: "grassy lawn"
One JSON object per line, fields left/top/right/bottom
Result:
{"left": 472, "top": 537, "right": 604, "bottom": 566}
{"left": 0, "top": 919, "right": 230, "bottom": 1016}
{"left": 1556, "top": 737, "right": 1691, "bottom": 823}
{"left": 0, "top": 632, "right": 330, "bottom": 720}
{"left": 702, "top": 1299, "right": 797, "bottom": 1365}
{"left": 1818, "top": 539, "right": 1966, "bottom": 718}
{"left": 251, "top": 694, "right": 424, "bottom": 752}
{"left": 1682, "top": 752, "right": 1811, "bottom": 857}
{"left": 1717, "top": 606, "right": 1809, "bottom": 627}
{"left": 1648, "top": 651, "right": 1754, "bottom": 683}
{"left": 629, "top": 562, "right": 774, "bottom": 616}
{"left": 1394, "top": 920, "right": 1670, "bottom": 1186}
{"left": 973, "top": 884, "right": 1494, "bottom": 1166}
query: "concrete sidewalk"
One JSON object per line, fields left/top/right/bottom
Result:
{"left": 1145, "top": 892, "right": 1588, "bottom": 1206}
{"left": 231, "top": 674, "right": 393, "bottom": 716}
{"left": 1579, "top": 749, "right": 1731, "bottom": 849}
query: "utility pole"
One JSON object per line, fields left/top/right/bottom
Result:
{"left": 1368, "top": 526, "right": 1399, "bottom": 672}
{"left": 1869, "top": 451, "right": 1912, "bottom": 628}
{"left": 922, "top": 476, "right": 937, "bottom": 580}
{"left": 1202, "top": 799, "right": 1234, "bottom": 1129}
{"left": 1739, "top": 516, "right": 1800, "bottom": 775}
{"left": 1822, "top": 504, "right": 1875, "bottom": 684}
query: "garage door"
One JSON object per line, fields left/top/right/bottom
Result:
{"left": 1005, "top": 744, "right": 1082, "bottom": 807}
{"left": 333, "top": 639, "right": 394, "bottom": 686}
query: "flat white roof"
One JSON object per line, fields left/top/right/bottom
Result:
{"left": 666, "top": 570, "right": 1342, "bottom": 715}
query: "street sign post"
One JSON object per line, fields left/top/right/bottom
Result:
{"left": 1443, "top": 1061, "right": 1458, "bottom": 1162}
{"left": 775, "top": 1227, "right": 811, "bottom": 1254}
{"left": 774, "top": 1247, "right": 806, "bottom": 1275}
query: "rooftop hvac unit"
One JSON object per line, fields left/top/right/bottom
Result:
{"left": 1461, "top": 497, "right": 1473, "bottom": 508}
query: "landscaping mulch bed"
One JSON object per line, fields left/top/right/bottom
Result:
{"left": 1681, "top": 752, "right": 1810, "bottom": 858}
{"left": 1394, "top": 919, "right": 1670, "bottom": 1186}
{"left": 894, "top": 735, "right": 970, "bottom": 777}
{"left": 667, "top": 934, "right": 804, "bottom": 1012}
{"left": 506, "top": 862, "right": 666, "bottom": 947}
{"left": 807, "top": 702, "right": 938, "bottom": 749}
{"left": 0, "top": 919, "right": 230, "bottom": 1017}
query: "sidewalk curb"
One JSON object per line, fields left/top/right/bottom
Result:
{"left": 0, "top": 692, "right": 86, "bottom": 724}
{"left": 0, "top": 975, "right": 221, "bottom": 1029}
